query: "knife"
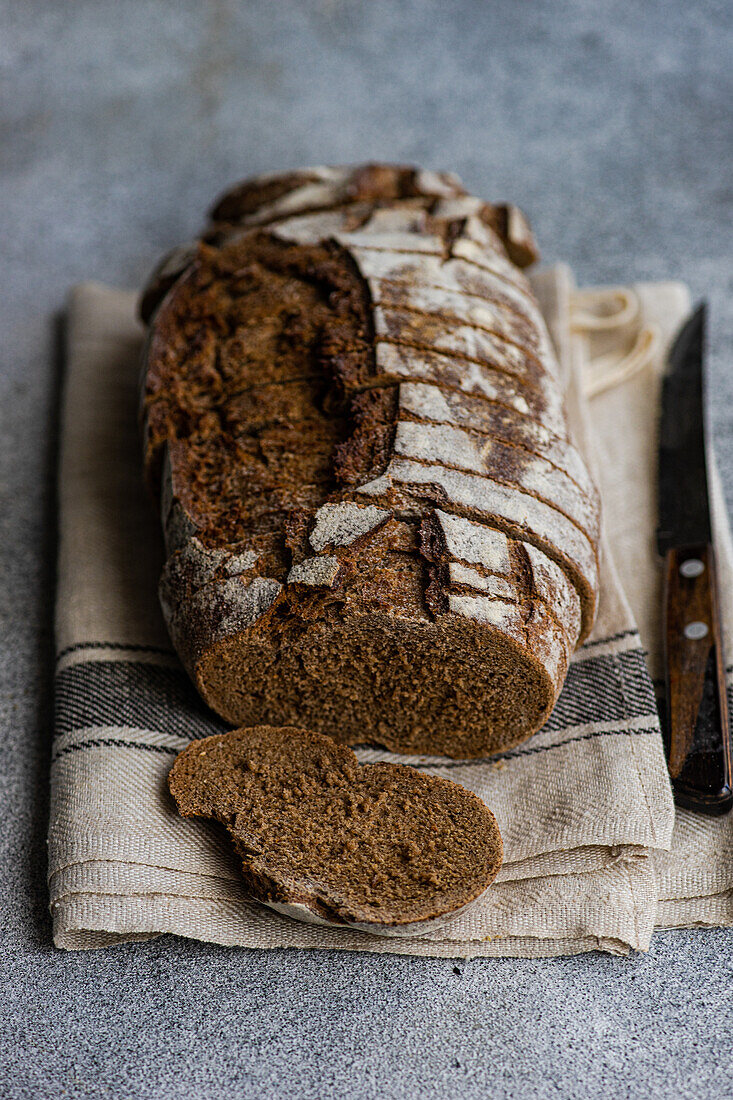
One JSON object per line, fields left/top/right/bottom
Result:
{"left": 657, "top": 302, "right": 733, "bottom": 814}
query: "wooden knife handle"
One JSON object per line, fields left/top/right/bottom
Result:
{"left": 662, "top": 543, "right": 733, "bottom": 814}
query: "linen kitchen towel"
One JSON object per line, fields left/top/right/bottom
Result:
{"left": 48, "top": 263, "right": 721, "bottom": 956}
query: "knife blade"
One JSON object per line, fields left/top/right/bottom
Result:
{"left": 657, "top": 302, "right": 733, "bottom": 814}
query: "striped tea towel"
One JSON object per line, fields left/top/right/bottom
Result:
{"left": 50, "top": 264, "right": 715, "bottom": 956}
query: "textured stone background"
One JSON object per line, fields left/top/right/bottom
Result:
{"left": 2, "top": 1, "right": 733, "bottom": 1097}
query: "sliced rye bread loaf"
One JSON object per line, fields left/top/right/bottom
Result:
{"left": 140, "top": 163, "right": 601, "bottom": 759}
{"left": 168, "top": 726, "right": 503, "bottom": 936}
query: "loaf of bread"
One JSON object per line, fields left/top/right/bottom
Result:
{"left": 140, "top": 163, "right": 601, "bottom": 758}
{"left": 168, "top": 725, "right": 503, "bottom": 936}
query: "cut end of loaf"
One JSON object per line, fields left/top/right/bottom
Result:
{"left": 194, "top": 609, "right": 559, "bottom": 759}
{"left": 168, "top": 725, "right": 503, "bottom": 932}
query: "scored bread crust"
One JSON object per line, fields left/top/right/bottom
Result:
{"left": 168, "top": 725, "right": 504, "bottom": 936}
{"left": 140, "top": 163, "right": 601, "bottom": 759}
{"left": 139, "top": 164, "right": 539, "bottom": 324}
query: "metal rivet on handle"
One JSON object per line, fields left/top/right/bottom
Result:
{"left": 684, "top": 621, "right": 709, "bottom": 640}
{"left": 680, "top": 558, "right": 705, "bottom": 579}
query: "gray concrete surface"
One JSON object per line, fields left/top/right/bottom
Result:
{"left": 2, "top": 1, "right": 733, "bottom": 1097}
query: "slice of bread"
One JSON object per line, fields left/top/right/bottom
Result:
{"left": 168, "top": 726, "right": 503, "bottom": 937}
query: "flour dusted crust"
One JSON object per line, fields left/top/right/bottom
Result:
{"left": 138, "top": 164, "right": 539, "bottom": 324}
{"left": 140, "top": 163, "right": 600, "bottom": 758}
